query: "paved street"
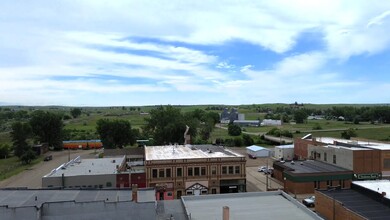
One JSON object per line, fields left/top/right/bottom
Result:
{"left": 0, "top": 149, "right": 97, "bottom": 188}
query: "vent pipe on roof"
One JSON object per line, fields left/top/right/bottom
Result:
{"left": 223, "top": 206, "right": 229, "bottom": 220}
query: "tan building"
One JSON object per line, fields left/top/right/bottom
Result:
{"left": 294, "top": 136, "right": 384, "bottom": 180}
{"left": 144, "top": 144, "right": 246, "bottom": 200}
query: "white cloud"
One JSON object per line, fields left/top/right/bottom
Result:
{"left": 1, "top": 1, "right": 390, "bottom": 105}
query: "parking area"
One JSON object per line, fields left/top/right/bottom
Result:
{"left": 228, "top": 147, "right": 284, "bottom": 192}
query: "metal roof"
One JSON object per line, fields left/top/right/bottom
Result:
{"left": 246, "top": 145, "right": 268, "bottom": 151}
{"left": 0, "top": 189, "right": 132, "bottom": 208}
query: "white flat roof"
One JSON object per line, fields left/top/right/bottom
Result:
{"left": 353, "top": 180, "right": 390, "bottom": 199}
{"left": 44, "top": 156, "right": 125, "bottom": 177}
{"left": 145, "top": 145, "right": 243, "bottom": 160}
{"left": 182, "top": 191, "right": 322, "bottom": 220}
{"left": 315, "top": 137, "right": 390, "bottom": 150}
{"left": 276, "top": 144, "right": 294, "bottom": 149}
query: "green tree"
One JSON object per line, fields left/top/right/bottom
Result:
{"left": 294, "top": 109, "right": 308, "bottom": 124}
{"left": 143, "top": 106, "right": 187, "bottom": 145}
{"left": 234, "top": 137, "right": 243, "bottom": 147}
{"left": 341, "top": 128, "right": 357, "bottom": 140}
{"left": 96, "top": 119, "right": 136, "bottom": 148}
{"left": 20, "top": 149, "right": 36, "bottom": 164}
{"left": 70, "top": 108, "right": 82, "bottom": 118}
{"left": 242, "top": 134, "right": 254, "bottom": 146}
{"left": 228, "top": 124, "right": 241, "bottom": 136}
{"left": 0, "top": 143, "right": 10, "bottom": 159}
{"left": 30, "top": 111, "right": 64, "bottom": 150}
{"left": 11, "top": 122, "right": 32, "bottom": 158}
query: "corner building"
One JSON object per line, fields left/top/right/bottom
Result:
{"left": 144, "top": 145, "right": 246, "bottom": 200}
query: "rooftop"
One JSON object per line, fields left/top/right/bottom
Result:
{"left": 315, "top": 137, "right": 390, "bottom": 150}
{"left": 353, "top": 180, "right": 390, "bottom": 199}
{"left": 275, "top": 160, "right": 351, "bottom": 174}
{"left": 44, "top": 156, "right": 125, "bottom": 177}
{"left": 275, "top": 144, "right": 294, "bottom": 149}
{"left": 182, "top": 191, "right": 322, "bottom": 220}
{"left": 320, "top": 186, "right": 390, "bottom": 220}
{"left": 0, "top": 189, "right": 132, "bottom": 208}
{"left": 145, "top": 145, "right": 243, "bottom": 160}
{"left": 246, "top": 145, "right": 269, "bottom": 151}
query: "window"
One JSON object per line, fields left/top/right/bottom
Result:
{"left": 106, "top": 182, "right": 112, "bottom": 187}
{"left": 222, "top": 166, "right": 227, "bottom": 174}
{"left": 194, "top": 167, "right": 200, "bottom": 176}
{"left": 201, "top": 167, "right": 206, "bottom": 176}
{"left": 159, "top": 169, "right": 164, "bottom": 178}
{"left": 333, "top": 155, "right": 336, "bottom": 164}
{"left": 235, "top": 166, "right": 240, "bottom": 174}
{"left": 167, "top": 192, "right": 172, "bottom": 196}
{"left": 384, "top": 159, "right": 390, "bottom": 168}
{"left": 177, "top": 167, "right": 182, "bottom": 177}
{"left": 228, "top": 166, "right": 234, "bottom": 174}
{"left": 152, "top": 169, "right": 158, "bottom": 178}
{"left": 324, "top": 153, "right": 327, "bottom": 161}
{"left": 166, "top": 168, "right": 171, "bottom": 178}
{"left": 212, "top": 188, "right": 217, "bottom": 194}
{"left": 211, "top": 166, "right": 216, "bottom": 175}
{"left": 188, "top": 167, "right": 193, "bottom": 176}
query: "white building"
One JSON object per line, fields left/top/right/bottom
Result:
{"left": 246, "top": 145, "right": 271, "bottom": 158}
{"left": 261, "top": 119, "right": 282, "bottom": 126}
{"left": 274, "top": 144, "right": 294, "bottom": 161}
{"left": 42, "top": 156, "right": 127, "bottom": 188}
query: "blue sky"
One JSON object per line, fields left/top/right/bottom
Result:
{"left": 1, "top": 0, "right": 390, "bottom": 106}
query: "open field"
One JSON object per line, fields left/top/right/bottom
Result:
{"left": 1, "top": 104, "right": 390, "bottom": 147}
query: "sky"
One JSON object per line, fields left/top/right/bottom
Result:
{"left": 1, "top": 0, "right": 390, "bottom": 106}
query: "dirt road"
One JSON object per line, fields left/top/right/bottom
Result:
{"left": 0, "top": 149, "right": 97, "bottom": 189}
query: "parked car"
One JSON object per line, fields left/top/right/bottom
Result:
{"left": 258, "top": 166, "right": 268, "bottom": 172}
{"left": 248, "top": 154, "right": 257, "bottom": 159}
{"left": 264, "top": 167, "right": 274, "bottom": 175}
{"left": 44, "top": 155, "right": 53, "bottom": 161}
{"left": 302, "top": 195, "right": 315, "bottom": 207}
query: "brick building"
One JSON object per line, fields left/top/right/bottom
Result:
{"left": 144, "top": 144, "right": 246, "bottom": 200}
{"left": 315, "top": 180, "right": 390, "bottom": 220}
{"left": 294, "top": 136, "right": 384, "bottom": 180}
{"left": 273, "top": 160, "right": 353, "bottom": 194}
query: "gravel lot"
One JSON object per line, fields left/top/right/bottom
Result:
{"left": 0, "top": 149, "right": 97, "bottom": 189}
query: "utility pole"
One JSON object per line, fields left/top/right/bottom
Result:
{"left": 266, "top": 157, "right": 268, "bottom": 191}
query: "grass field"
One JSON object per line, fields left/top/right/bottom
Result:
{"left": 0, "top": 155, "right": 43, "bottom": 181}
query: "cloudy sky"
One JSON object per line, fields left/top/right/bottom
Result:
{"left": 1, "top": 1, "right": 390, "bottom": 106}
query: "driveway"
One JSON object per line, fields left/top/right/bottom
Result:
{"left": 0, "top": 149, "right": 97, "bottom": 189}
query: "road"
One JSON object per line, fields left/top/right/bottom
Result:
{"left": 0, "top": 149, "right": 97, "bottom": 189}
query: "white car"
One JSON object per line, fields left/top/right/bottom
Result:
{"left": 258, "top": 166, "right": 269, "bottom": 172}
{"left": 302, "top": 196, "right": 315, "bottom": 207}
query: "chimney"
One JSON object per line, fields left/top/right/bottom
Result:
{"left": 132, "top": 184, "right": 138, "bottom": 202}
{"left": 223, "top": 206, "right": 229, "bottom": 220}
